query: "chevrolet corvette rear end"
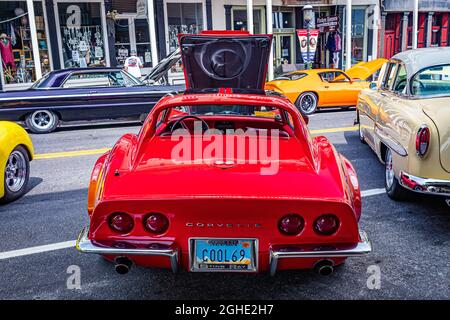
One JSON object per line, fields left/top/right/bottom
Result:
{"left": 76, "top": 31, "right": 371, "bottom": 276}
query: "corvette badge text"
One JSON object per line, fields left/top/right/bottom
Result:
{"left": 171, "top": 121, "right": 280, "bottom": 175}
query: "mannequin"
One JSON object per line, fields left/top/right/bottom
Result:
{"left": 0, "top": 33, "right": 15, "bottom": 70}
{"left": 326, "top": 31, "right": 341, "bottom": 69}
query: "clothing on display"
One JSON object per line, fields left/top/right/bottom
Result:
{"left": 325, "top": 31, "right": 341, "bottom": 69}
{"left": 62, "top": 26, "right": 105, "bottom": 68}
{"left": 326, "top": 31, "right": 341, "bottom": 53}
{"left": 0, "top": 34, "right": 15, "bottom": 68}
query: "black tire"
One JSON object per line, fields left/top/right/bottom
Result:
{"left": 295, "top": 92, "right": 318, "bottom": 115}
{"left": 384, "top": 148, "right": 410, "bottom": 200}
{"left": 25, "top": 110, "right": 59, "bottom": 133}
{"left": 1, "top": 145, "right": 30, "bottom": 204}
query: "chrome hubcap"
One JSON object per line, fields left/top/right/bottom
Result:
{"left": 5, "top": 151, "right": 27, "bottom": 193}
{"left": 31, "top": 110, "right": 53, "bottom": 129}
{"left": 300, "top": 94, "right": 316, "bottom": 113}
{"left": 385, "top": 149, "right": 394, "bottom": 189}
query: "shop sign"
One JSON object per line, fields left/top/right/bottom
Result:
{"left": 296, "top": 29, "right": 319, "bottom": 64}
{"left": 136, "top": 0, "right": 147, "bottom": 16}
{"left": 316, "top": 16, "right": 339, "bottom": 32}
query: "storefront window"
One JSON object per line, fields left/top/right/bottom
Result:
{"left": 167, "top": 2, "right": 203, "bottom": 74}
{"left": 58, "top": 2, "right": 106, "bottom": 68}
{"left": 431, "top": 14, "right": 441, "bottom": 47}
{"left": 114, "top": 17, "right": 152, "bottom": 68}
{"left": 134, "top": 18, "right": 151, "bottom": 68}
{"left": 167, "top": 3, "right": 203, "bottom": 54}
{"left": 273, "top": 11, "right": 294, "bottom": 30}
{"left": 232, "top": 9, "right": 262, "bottom": 34}
{"left": 0, "top": 0, "right": 50, "bottom": 84}
{"left": 351, "top": 8, "right": 365, "bottom": 63}
{"left": 114, "top": 18, "right": 131, "bottom": 66}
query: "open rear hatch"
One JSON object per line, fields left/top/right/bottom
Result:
{"left": 345, "top": 58, "right": 387, "bottom": 81}
{"left": 178, "top": 31, "right": 272, "bottom": 92}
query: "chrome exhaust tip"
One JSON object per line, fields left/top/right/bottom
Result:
{"left": 314, "top": 260, "right": 334, "bottom": 276}
{"left": 114, "top": 257, "right": 132, "bottom": 275}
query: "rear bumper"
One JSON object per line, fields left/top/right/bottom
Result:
{"left": 76, "top": 227, "right": 179, "bottom": 273}
{"left": 76, "top": 226, "right": 371, "bottom": 275}
{"left": 399, "top": 171, "right": 450, "bottom": 196}
{"left": 269, "top": 230, "right": 372, "bottom": 276}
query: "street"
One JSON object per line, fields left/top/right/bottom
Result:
{"left": 0, "top": 109, "right": 449, "bottom": 300}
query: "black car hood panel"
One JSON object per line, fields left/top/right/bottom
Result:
{"left": 179, "top": 31, "right": 272, "bottom": 90}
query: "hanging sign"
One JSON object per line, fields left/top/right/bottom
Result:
{"left": 78, "top": 40, "right": 88, "bottom": 52}
{"left": 296, "top": 29, "right": 319, "bottom": 64}
{"left": 94, "top": 46, "right": 103, "bottom": 58}
{"left": 136, "top": 0, "right": 147, "bottom": 16}
{"left": 316, "top": 16, "right": 340, "bottom": 32}
{"left": 118, "top": 48, "right": 128, "bottom": 58}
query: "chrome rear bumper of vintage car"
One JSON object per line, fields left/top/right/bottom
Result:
{"left": 269, "top": 230, "right": 372, "bottom": 276}
{"left": 399, "top": 171, "right": 450, "bottom": 196}
{"left": 76, "top": 227, "right": 179, "bottom": 273}
{"left": 77, "top": 227, "right": 371, "bottom": 276}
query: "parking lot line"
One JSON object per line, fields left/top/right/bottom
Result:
{"left": 309, "top": 126, "right": 358, "bottom": 134}
{"left": 34, "top": 148, "right": 111, "bottom": 160}
{"left": 0, "top": 188, "right": 385, "bottom": 260}
{"left": 33, "top": 126, "right": 359, "bottom": 160}
{"left": 361, "top": 188, "right": 386, "bottom": 197}
{"left": 0, "top": 240, "right": 76, "bottom": 260}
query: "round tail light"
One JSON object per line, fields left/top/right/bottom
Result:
{"left": 416, "top": 126, "right": 430, "bottom": 157}
{"left": 144, "top": 213, "right": 169, "bottom": 234}
{"left": 109, "top": 212, "right": 134, "bottom": 233}
{"left": 314, "top": 214, "right": 340, "bottom": 235}
{"left": 279, "top": 214, "right": 304, "bottom": 235}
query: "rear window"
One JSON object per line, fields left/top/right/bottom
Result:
{"left": 274, "top": 73, "right": 307, "bottom": 81}
{"left": 412, "top": 64, "right": 450, "bottom": 96}
{"left": 188, "top": 105, "right": 280, "bottom": 118}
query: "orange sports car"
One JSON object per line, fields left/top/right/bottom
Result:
{"left": 265, "top": 58, "right": 387, "bottom": 115}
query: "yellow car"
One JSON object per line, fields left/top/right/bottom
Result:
{"left": 265, "top": 58, "right": 387, "bottom": 115}
{"left": 0, "top": 121, "right": 34, "bottom": 203}
{"left": 357, "top": 48, "right": 450, "bottom": 203}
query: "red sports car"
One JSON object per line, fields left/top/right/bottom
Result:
{"left": 76, "top": 31, "right": 371, "bottom": 276}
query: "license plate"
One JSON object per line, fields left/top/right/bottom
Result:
{"left": 190, "top": 239, "right": 257, "bottom": 272}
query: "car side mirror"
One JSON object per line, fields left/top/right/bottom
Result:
{"left": 369, "top": 82, "right": 377, "bottom": 90}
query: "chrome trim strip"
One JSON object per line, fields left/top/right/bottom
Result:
{"left": 0, "top": 90, "right": 177, "bottom": 102}
{"left": 375, "top": 125, "right": 408, "bottom": 157}
{"left": 188, "top": 237, "right": 258, "bottom": 273}
{"left": 269, "top": 230, "right": 372, "bottom": 276}
{"left": 76, "top": 227, "right": 179, "bottom": 273}
{"left": 399, "top": 171, "right": 450, "bottom": 196}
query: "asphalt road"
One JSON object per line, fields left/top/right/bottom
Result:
{"left": 0, "top": 109, "right": 449, "bottom": 300}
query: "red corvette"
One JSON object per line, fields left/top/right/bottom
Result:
{"left": 76, "top": 31, "right": 371, "bottom": 276}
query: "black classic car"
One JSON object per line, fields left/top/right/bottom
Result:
{"left": 0, "top": 50, "right": 183, "bottom": 133}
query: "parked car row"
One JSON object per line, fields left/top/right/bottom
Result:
{"left": 356, "top": 47, "right": 450, "bottom": 203}
{"left": 0, "top": 49, "right": 183, "bottom": 134}
{"left": 265, "top": 58, "right": 387, "bottom": 115}
{"left": 1, "top": 31, "right": 448, "bottom": 277}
